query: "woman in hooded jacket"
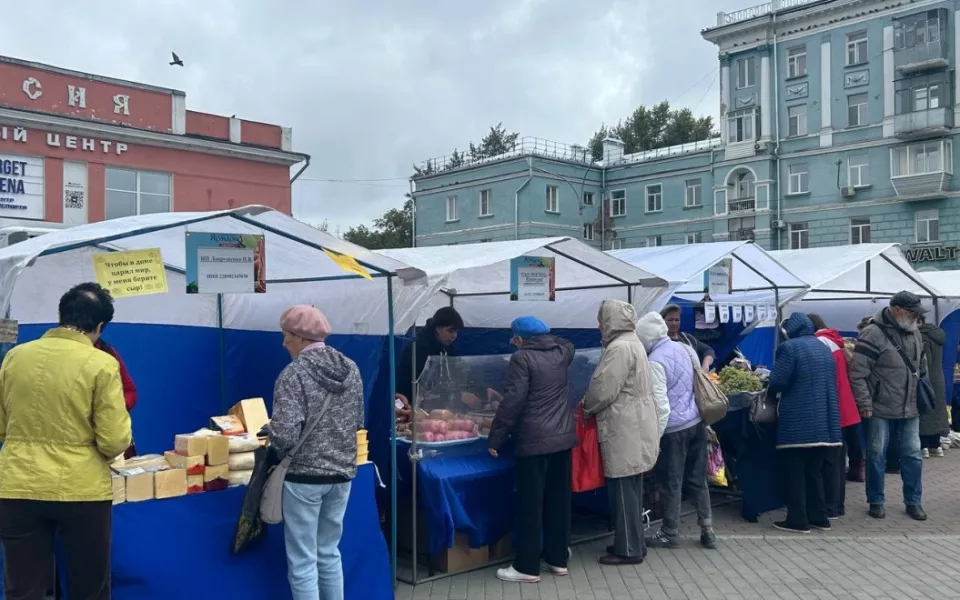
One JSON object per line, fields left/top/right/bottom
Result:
{"left": 808, "top": 314, "right": 861, "bottom": 517}
{"left": 918, "top": 315, "right": 949, "bottom": 457}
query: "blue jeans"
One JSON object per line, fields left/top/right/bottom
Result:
{"left": 282, "top": 480, "right": 352, "bottom": 600}
{"left": 866, "top": 417, "right": 922, "bottom": 506}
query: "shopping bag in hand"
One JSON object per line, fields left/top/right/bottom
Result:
{"left": 572, "top": 405, "right": 605, "bottom": 493}
{"left": 232, "top": 445, "right": 277, "bottom": 554}
{"left": 706, "top": 439, "right": 728, "bottom": 487}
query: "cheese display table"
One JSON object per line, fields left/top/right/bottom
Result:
{"left": 0, "top": 464, "right": 391, "bottom": 600}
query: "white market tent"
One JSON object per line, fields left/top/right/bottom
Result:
{"left": 609, "top": 241, "right": 810, "bottom": 311}
{"left": 378, "top": 237, "right": 669, "bottom": 329}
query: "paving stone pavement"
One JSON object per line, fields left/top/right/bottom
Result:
{"left": 395, "top": 450, "right": 960, "bottom": 599}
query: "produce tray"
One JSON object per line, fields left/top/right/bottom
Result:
{"left": 397, "top": 436, "right": 481, "bottom": 448}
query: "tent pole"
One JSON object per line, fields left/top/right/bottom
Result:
{"left": 217, "top": 293, "right": 226, "bottom": 413}
{"left": 774, "top": 287, "right": 781, "bottom": 352}
{"left": 387, "top": 275, "right": 398, "bottom": 589}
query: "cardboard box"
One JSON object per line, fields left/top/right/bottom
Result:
{"left": 210, "top": 415, "right": 246, "bottom": 436}
{"left": 204, "top": 464, "right": 229, "bottom": 492}
{"left": 489, "top": 534, "right": 512, "bottom": 561}
{"left": 175, "top": 435, "right": 206, "bottom": 457}
{"left": 155, "top": 469, "right": 188, "bottom": 499}
{"left": 229, "top": 398, "right": 270, "bottom": 437}
{"left": 111, "top": 475, "right": 126, "bottom": 505}
{"left": 186, "top": 474, "right": 204, "bottom": 494}
{"left": 164, "top": 451, "right": 205, "bottom": 475}
{"left": 205, "top": 435, "right": 230, "bottom": 466}
{"left": 125, "top": 472, "right": 155, "bottom": 502}
{"left": 431, "top": 534, "right": 489, "bottom": 573}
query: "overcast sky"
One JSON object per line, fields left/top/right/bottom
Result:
{"left": 6, "top": 0, "right": 744, "bottom": 233}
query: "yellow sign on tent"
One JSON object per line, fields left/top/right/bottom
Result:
{"left": 323, "top": 248, "right": 373, "bottom": 281}
{"left": 92, "top": 248, "right": 169, "bottom": 298}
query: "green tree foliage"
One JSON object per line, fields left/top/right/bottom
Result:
{"left": 343, "top": 197, "right": 413, "bottom": 249}
{"left": 587, "top": 101, "right": 716, "bottom": 161}
{"left": 412, "top": 123, "right": 520, "bottom": 176}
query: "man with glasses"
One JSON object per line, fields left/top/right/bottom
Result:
{"left": 849, "top": 291, "right": 928, "bottom": 521}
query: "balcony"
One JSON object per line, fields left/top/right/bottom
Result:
{"left": 895, "top": 40, "right": 950, "bottom": 73}
{"left": 728, "top": 196, "right": 756, "bottom": 212}
{"left": 894, "top": 107, "right": 954, "bottom": 140}
{"left": 890, "top": 140, "right": 953, "bottom": 198}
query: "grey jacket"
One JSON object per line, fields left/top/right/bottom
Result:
{"left": 269, "top": 345, "right": 364, "bottom": 481}
{"left": 919, "top": 323, "right": 950, "bottom": 436}
{"left": 487, "top": 334, "right": 578, "bottom": 457}
{"left": 849, "top": 308, "right": 926, "bottom": 420}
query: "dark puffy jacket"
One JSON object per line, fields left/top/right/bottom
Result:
{"left": 395, "top": 318, "right": 457, "bottom": 402}
{"left": 919, "top": 322, "right": 949, "bottom": 436}
{"left": 487, "top": 335, "right": 577, "bottom": 457}
{"left": 767, "top": 313, "right": 842, "bottom": 449}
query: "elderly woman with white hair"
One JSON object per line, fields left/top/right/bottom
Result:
{"left": 270, "top": 305, "right": 364, "bottom": 600}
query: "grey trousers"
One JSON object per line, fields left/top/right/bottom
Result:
{"left": 658, "top": 421, "right": 713, "bottom": 537}
{"left": 607, "top": 474, "right": 645, "bottom": 558}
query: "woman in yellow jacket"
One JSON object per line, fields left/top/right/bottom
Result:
{"left": 0, "top": 282, "right": 131, "bottom": 600}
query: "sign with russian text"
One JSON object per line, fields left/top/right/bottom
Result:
{"left": 185, "top": 232, "right": 266, "bottom": 294}
{"left": 705, "top": 259, "right": 732, "bottom": 296}
{"left": 509, "top": 256, "right": 556, "bottom": 302}
{"left": 91, "top": 248, "right": 168, "bottom": 298}
{"left": 0, "top": 154, "right": 43, "bottom": 220}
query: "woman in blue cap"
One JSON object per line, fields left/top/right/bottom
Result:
{"left": 488, "top": 316, "right": 577, "bottom": 584}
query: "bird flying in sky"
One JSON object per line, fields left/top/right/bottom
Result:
{"left": 170, "top": 52, "right": 184, "bottom": 67}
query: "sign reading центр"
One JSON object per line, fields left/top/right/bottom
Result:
{"left": 185, "top": 232, "right": 266, "bottom": 294}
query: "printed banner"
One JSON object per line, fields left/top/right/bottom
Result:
{"left": 185, "top": 232, "right": 266, "bottom": 294}
{"left": 705, "top": 259, "right": 732, "bottom": 296}
{"left": 91, "top": 248, "right": 168, "bottom": 298}
{"left": 510, "top": 256, "right": 555, "bottom": 301}
{"left": 323, "top": 248, "right": 373, "bottom": 281}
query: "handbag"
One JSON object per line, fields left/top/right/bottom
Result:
{"left": 232, "top": 445, "right": 277, "bottom": 554}
{"left": 749, "top": 389, "right": 777, "bottom": 424}
{"left": 683, "top": 346, "right": 728, "bottom": 425}
{"left": 877, "top": 327, "right": 935, "bottom": 415}
{"left": 572, "top": 406, "right": 604, "bottom": 493}
{"left": 260, "top": 393, "right": 333, "bottom": 525}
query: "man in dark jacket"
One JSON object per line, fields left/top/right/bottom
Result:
{"left": 394, "top": 307, "right": 465, "bottom": 415}
{"left": 849, "top": 291, "right": 927, "bottom": 521}
{"left": 488, "top": 316, "right": 576, "bottom": 584}
{"left": 918, "top": 316, "right": 949, "bottom": 457}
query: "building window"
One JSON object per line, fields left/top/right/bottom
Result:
{"left": 105, "top": 168, "right": 171, "bottom": 220}
{"left": 916, "top": 209, "right": 940, "bottom": 243}
{"left": 479, "top": 189, "right": 492, "bottom": 217}
{"left": 847, "top": 31, "right": 868, "bottom": 65}
{"left": 894, "top": 10, "right": 942, "bottom": 50}
{"left": 895, "top": 73, "right": 948, "bottom": 113}
{"left": 728, "top": 216, "right": 755, "bottom": 241}
{"left": 685, "top": 232, "right": 702, "bottom": 244}
{"left": 848, "top": 154, "right": 869, "bottom": 187}
{"left": 787, "top": 104, "right": 807, "bottom": 137}
{"left": 788, "top": 164, "right": 809, "bottom": 194}
{"left": 582, "top": 191, "right": 594, "bottom": 206}
{"left": 610, "top": 238, "right": 624, "bottom": 250}
{"left": 728, "top": 109, "right": 756, "bottom": 143}
{"left": 789, "top": 222, "right": 809, "bottom": 249}
{"left": 684, "top": 179, "right": 702, "bottom": 207}
{"left": 645, "top": 235, "right": 662, "bottom": 247}
{"left": 847, "top": 93, "right": 868, "bottom": 127}
{"left": 545, "top": 185, "right": 559, "bottom": 213}
{"left": 850, "top": 218, "right": 871, "bottom": 244}
{"left": 583, "top": 223, "right": 595, "bottom": 241}
{"left": 610, "top": 189, "right": 626, "bottom": 217}
{"left": 787, "top": 46, "right": 807, "bottom": 78}
{"left": 892, "top": 140, "right": 952, "bottom": 176}
{"left": 645, "top": 184, "right": 662, "bottom": 213}
{"left": 445, "top": 195, "right": 458, "bottom": 221}
{"left": 736, "top": 56, "right": 755, "bottom": 88}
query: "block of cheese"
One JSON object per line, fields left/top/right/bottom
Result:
{"left": 204, "top": 464, "right": 229, "bottom": 492}
{"left": 175, "top": 434, "right": 207, "bottom": 457}
{"left": 186, "top": 474, "right": 204, "bottom": 495}
{"left": 115, "top": 454, "right": 168, "bottom": 475}
{"left": 228, "top": 469, "right": 253, "bottom": 487}
{"left": 227, "top": 434, "right": 260, "bottom": 454}
{"left": 229, "top": 398, "right": 270, "bottom": 437}
{"left": 164, "top": 451, "right": 205, "bottom": 475}
{"left": 210, "top": 415, "right": 246, "bottom": 436}
{"left": 112, "top": 474, "right": 126, "bottom": 505}
{"left": 227, "top": 451, "right": 255, "bottom": 471}
{"left": 125, "top": 471, "right": 155, "bottom": 502}
{"left": 205, "top": 435, "right": 230, "bottom": 466}
{"left": 357, "top": 429, "right": 368, "bottom": 444}
{"left": 155, "top": 469, "right": 187, "bottom": 500}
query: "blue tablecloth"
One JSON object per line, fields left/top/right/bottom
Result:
{"left": 0, "top": 464, "right": 392, "bottom": 600}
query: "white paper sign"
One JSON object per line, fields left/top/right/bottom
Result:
{"left": 707, "top": 261, "right": 731, "bottom": 296}
{"left": 731, "top": 305, "right": 743, "bottom": 323}
{"left": 703, "top": 303, "right": 716, "bottom": 324}
{"left": 744, "top": 304, "right": 755, "bottom": 323}
{"left": 766, "top": 304, "right": 778, "bottom": 321}
{"left": 757, "top": 304, "right": 768, "bottom": 321}
{"left": 718, "top": 303, "right": 730, "bottom": 323}
{"left": 197, "top": 246, "right": 255, "bottom": 293}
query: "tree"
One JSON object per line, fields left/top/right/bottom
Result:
{"left": 587, "top": 101, "right": 715, "bottom": 161}
{"left": 412, "top": 123, "right": 520, "bottom": 176}
{"left": 343, "top": 197, "right": 413, "bottom": 249}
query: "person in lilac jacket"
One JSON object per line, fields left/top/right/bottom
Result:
{"left": 636, "top": 312, "right": 716, "bottom": 550}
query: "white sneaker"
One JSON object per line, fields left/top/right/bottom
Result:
{"left": 923, "top": 448, "right": 930, "bottom": 458}
{"left": 933, "top": 447, "right": 944, "bottom": 457}
{"left": 541, "top": 562, "right": 568, "bottom": 576}
{"left": 496, "top": 566, "right": 540, "bottom": 583}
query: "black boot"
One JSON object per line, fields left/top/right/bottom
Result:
{"left": 868, "top": 504, "right": 885, "bottom": 519}
{"left": 906, "top": 505, "right": 928, "bottom": 521}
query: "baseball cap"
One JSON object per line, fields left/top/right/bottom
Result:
{"left": 889, "top": 290, "right": 929, "bottom": 314}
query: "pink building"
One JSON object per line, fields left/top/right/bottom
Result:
{"left": 0, "top": 55, "right": 307, "bottom": 229}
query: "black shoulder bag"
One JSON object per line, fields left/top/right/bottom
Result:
{"left": 877, "top": 327, "right": 935, "bottom": 416}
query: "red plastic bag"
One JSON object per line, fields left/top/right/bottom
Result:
{"left": 572, "top": 406, "right": 605, "bottom": 492}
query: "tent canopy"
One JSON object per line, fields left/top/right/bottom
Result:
{"left": 378, "top": 237, "right": 669, "bottom": 329}
{"left": 917, "top": 269, "right": 960, "bottom": 298}
{"left": 609, "top": 241, "right": 809, "bottom": 307}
